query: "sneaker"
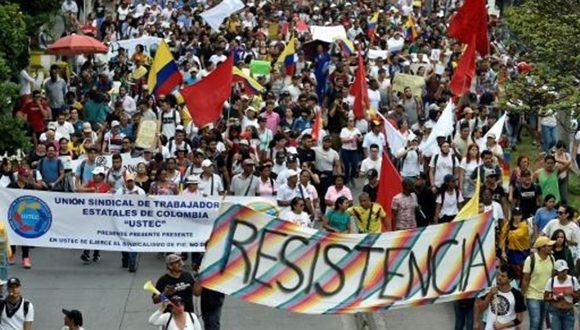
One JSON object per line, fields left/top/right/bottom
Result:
{"left": 128, "top": 264, "right": 137, "bottom": 273}
{"left": 22, "top": 257, "right": 31, "bottom": 269}
{"left": 8, "top": 255, "right": 15, "bottom": 265}
{"left": 93, "top": 254, "right": 101, "bottom": 263}
{"left": 80, "top": 253, "right": 90, "bottom": 264}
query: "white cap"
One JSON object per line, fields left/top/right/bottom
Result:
{"left": 176, "top": 125, "right": 185, "bottom": 132}
{"left": 201, "top": 159, "right": 213, "bottom": 168}
{"left": 286, "top": 169, "right": 299, "bottom": 177}
{"left": 554, "top": 259, "right": 569, "bottom": 272}
{"left": 185, "top": 175, "right": 199, "bottom": 184}
{"left": 111, "top": 120, "right": 120, "bottom": 127}
{"left": 92, "top": 166, "right": 106, "bottom": 175}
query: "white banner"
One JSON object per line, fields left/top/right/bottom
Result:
{"left": 0, "top": 189, "right": 278, "bottom": 252}
{"left": 109, "top": 36, "right": 162, "bottom": 58}
{"left": 310, "top": 25, "right": 347, "bottom": 43}
{"left": 200, "top": 0, "right": 245, "bottom": 32}
{"left": 71, "top": 153, "right": 145, "bottom": 173}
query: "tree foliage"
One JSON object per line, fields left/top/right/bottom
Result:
{"left": 0, "top": 0, "right": 61, "bottom": 36}
{"left": 503, "top": 0, "right": 580, "bottom": 123}
{"left": 0, "top": 3, "right": 28, "bottom": 76}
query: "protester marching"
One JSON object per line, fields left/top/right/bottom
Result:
{"left": 0, "top": 0, "right": 579, "bottom": 328}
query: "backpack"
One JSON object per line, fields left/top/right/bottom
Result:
{"left": 397, "top": 149, "right": 418, "bottom": 171}
{"left": 433, "top": 153, "right": 456, "bottom": 179}
{"left": 528, "top": 253, "right": 555, "bottom": 275}
{"left": 0, "top": 300, "right": 30, "bottom": 323}
{"left": 550, "top": 275, "right": 579, "bottom": 304}
{"left": 164, "top": 311, "right": 195, "bottom": 330}
{"left": 439, "top": 188, "right": 460, "bottom": 206}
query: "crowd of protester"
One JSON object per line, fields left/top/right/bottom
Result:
{"left": 1, "top": 0, "right": 580, "bottom": 328}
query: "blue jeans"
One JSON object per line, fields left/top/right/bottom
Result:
{"left": 540, "top": 125, "right": 556, "bottom": 153}
{"left": 453, "top": 301, "right": 474, "bottom": 330}
{"left": 506, "top": 121, "right": 520, "bottom": 147}
{"left": 340, "top": 149, "right": 359, "bottom": 183}
{"left": 548, "top": 305, "right": 575, "bottom": 330}
{"left": 527, "top": 298, "right": 548, "bottom": 330}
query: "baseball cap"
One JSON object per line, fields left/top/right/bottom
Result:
{"left": 82, "top": 123, "right": 92, "bottom": 132}
{"left": 62, "top": 309, "right": 83, "bottom": 326}
{"left": 554, "top": 259, "right": 569, "bottom": 273}
{"left": 125, "top": 172, "right": 136, "bottom": 181}
{"left": 443, "top": 174, "right": 456, "bottom": 183}
{"left": 47, "top": 122, "right": 57, "bottom": 130}
{"left": 176, "top": 125, "right": 185, "bottom": 132}
{"left": 165, "top": 253, "right": 183, "bottom": 265}
{"left": 275, "top": 151, "right": 286, "bottom": 159}
{"left": 111, "top": 120, "right": 120, "bottom": 127}
{"left": 201, "top": 159, "right": 213, "bottom": 168}
{"left": 185, "top": 175, "right": 199, "bottom": 184}
{"left": 7, "top": 277, "right": 21, "bottom": 287}
{"left": 92, "top": 166, "right": 106, "bottom": 175}
{"left": 286, "top": 169, "right": 299, "bottom": 177}
{"left": 287, "top": 154, "right": 297, "bottom": 163}
{"left": 322, "top": 135, "right": 332, "bottom": 142}
{"left": 534, "top": 236, "right": 556, "bottom": 248}
{"left": 243, "top": 158, "right": 255, "bottom": 166}
{"left": 487, "top": 133, "right": 496, "bottom": 139}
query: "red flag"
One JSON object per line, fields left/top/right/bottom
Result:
{"left": 449, "top": 35, "right": 477, "bottom": 97}
{"left": 180, "top": 54, "right": 234, "bottom": 128}
{"left": 350, "top": 51, "right": 369, "bottom": 120}
{"left": 296, "top": 19, "right": 309, "bottom": 33}
{"left": 448, "top": 0, "right": 489, "bottom": 56}
{"left": 311, "top": 110, "right": 321, "bottom": 141}
{"left": 376, "top": 153, "right": 402, "bottom": 232}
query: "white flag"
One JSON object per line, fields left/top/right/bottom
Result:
{"left": 419, "top": 102, "right": 455, "bottom": 157}
{"left": 483, "top": 113, "right": 507, "bottom": 142}
{"left": 377, "top": 112, "right": 406, "bottom": 155}
{"left": 200, "top": 0, "right": 245, "bottom": 32}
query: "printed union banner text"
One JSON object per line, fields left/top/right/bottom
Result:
{"left": 0, "top": 189, "right": 278, "bottom": 252}
{"left": 199, "top": 204, "right": 495, "bottom": 314}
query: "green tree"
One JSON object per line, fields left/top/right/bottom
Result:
{"left": 0, "top": 0, "right": 62, "bottom": 36}
{"left": 503, "top": 0, "right": 580, "bottom": 138}
{"left": 0, "top": 4, "right": 32, "bottom": 154}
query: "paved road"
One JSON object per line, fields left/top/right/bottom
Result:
{"left": 9, "top": 248, "right": 357, "bottom": 329}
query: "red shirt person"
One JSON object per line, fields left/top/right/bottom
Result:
{"left": 20, "top": 90, "right": 50, "bottom": 135}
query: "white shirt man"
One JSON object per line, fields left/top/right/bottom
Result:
{"left": 429, "top": 143, "right": 459, "bottom": 188}
{"left": 230, "top": 159, "right": 260, "bottom": 196}
{"left": 198, "top": 160, "right": 224, "bottom": 197}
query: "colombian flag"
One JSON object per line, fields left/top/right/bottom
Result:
{"left": 147, "top": 40, "right": 183, "bottom": 97}
{"left": 232, "top": 67, "right": 265, "bottom": 95}
{"left": 276, "top": 36, "right": 297, "bottom": 76}
{"left": 404, "top": 16, "right": 418, "bottom": 42}
{"left": 335, "top": 38, "right": 355, "bottom": 58}
{"left": 367, "top": 12, "right": 379, "bottom": 40}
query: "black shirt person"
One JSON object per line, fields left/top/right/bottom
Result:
{"left": 153, "top": 254, "right": 200, "bottom": 313}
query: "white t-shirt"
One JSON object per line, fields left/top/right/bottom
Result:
{"left": 314, "top": 147, "right": 339, "bottom": 173}
{"left": 429, "top": 153, "right": 457, "bottom": 188}
{"left": 340, "top": 127, "right": 361, "bottom": 151}
{"left": 544, "top": 275, "right": 580, "bottom": 304}
{"left": 436, "top": 189, "right": 464, "bottom": 216}
{"left": 198, "top": 173, "right": 224, "bottom": 196}
{"left": 276, "top": 183, "right": 302, "bottom": 213}
{"left": 280, "top": 210, "right": 312, "bottom": 228}
{"left": 368, "top": 89, "right": 381, "bottom": 110}
{"left": 482, "top": 288, "right": 525, "bottom": 330}
{"left": 542, "top": 220, "right": 580, "bottom": 246}
{"left": 362, "top": 132, "right": 386, "bottom": 155}
{"left": 360, "top": 157, "right": 381, "bottom": 177}
{"left": 398, "top": 148, "right": 421, "bottom": 178}
{"left": 0, "top": 299, "right": 34, "bottom": 330}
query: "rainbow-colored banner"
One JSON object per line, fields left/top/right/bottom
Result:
{"left": 199, "top": 204, "right": 496, "bottom": 314}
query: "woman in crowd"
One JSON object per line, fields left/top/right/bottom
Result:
{"left": 322, "top": 196, "right": 351, "bottom": 233}
{"left": 434, "top": 174, "right": 464, "bottom": 223}
{"left": 551, "top": 229, "right": 575, "bottom": 276}
{"left": 280, "top": 197, "right": 311, "bottom": 228}
{"left": 533, "top": 194, "right": 558, "bottom": 240}
{"left": 324, "top": 175, "right": 353, "bottom": 213}
{"left": 458, "top": 144, "right": 481, "bottom": 203}
{"left": 148, "top": 168, "right": 179, "bottom": 196}
{"left": 134, "top": 162, "right": 151, "bottom": 193}
{"left": 499, "top": 207, "right": 530, "bottom": 283}
{"left": 508, "top": 155, "right": 530, "bottom": 201}
{"left": 339, "top": 117, "right": 362, "bottom": 185}
{"left": 148, "top": 296, "right": 202, "bottom": 330}
{"left": 257, "top": 162, "right": 277, "bottom": 196}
